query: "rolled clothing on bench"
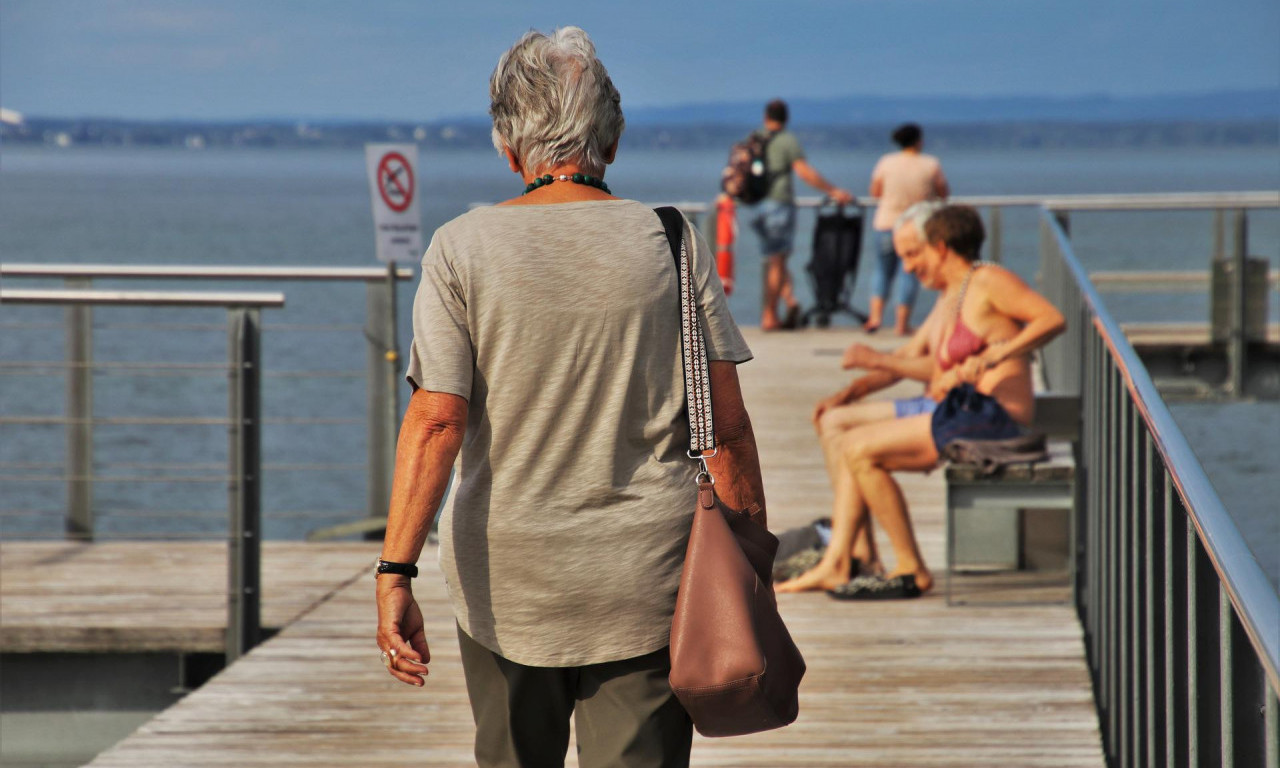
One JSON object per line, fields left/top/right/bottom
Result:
{"left": 941, "top": 433, "right": 1049, "bottom": 475}
{"left": 894, "top": 395, "right": 938, "bottom": 418}
{"left": 931, "top": 383, "right": 1024, "bottom": 454}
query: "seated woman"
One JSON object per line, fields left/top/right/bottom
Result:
{"left": 777, "top": 204, "right": 1065, "bottom": 598}
{"left": 803, "top": 202, "right": 946, "bottom": 578}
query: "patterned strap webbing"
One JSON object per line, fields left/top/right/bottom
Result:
{"left": 654, "top": 206, "right": 715, "bottom": 455}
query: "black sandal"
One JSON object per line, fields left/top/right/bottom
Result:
{"left": 826, "top": 573, "right": 922, "bottom": 601}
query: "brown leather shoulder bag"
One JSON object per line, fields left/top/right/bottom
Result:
{"left": 654, "top": 206, "right": 806, "bottom": 737}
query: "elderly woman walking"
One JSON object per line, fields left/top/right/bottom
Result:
{"left": 373, "top": 28, "right": 762, "bottom": 768}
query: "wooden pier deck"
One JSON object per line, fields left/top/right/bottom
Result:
{"left": 0, "top": 541, "right": 382, "bottom": 653}
{"left": 65, "top": 327, "right": 1104, "bottom": 767}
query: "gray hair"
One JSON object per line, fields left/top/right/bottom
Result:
{"left": 895, "top": 200, "right": 946, "bottom": 240}
{"left": 489, "top": 27, "right": 625, "bottom": 178}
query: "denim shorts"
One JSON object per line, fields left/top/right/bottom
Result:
{"left": 893, "top": 396, "right": 938, "bottom": 418}
{"left": 747, "top": 198, "right": 796, "bottom": 256}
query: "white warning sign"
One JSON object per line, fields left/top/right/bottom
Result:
{"left": 365, "top": 144, "right": 423, "bottom": 263}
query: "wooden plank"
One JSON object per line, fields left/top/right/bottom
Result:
{"left": 0, "top": 541, "right": 381, "bottom": 652}
{"left": 80, "top": 327, "right": 1105, "bottom": 767}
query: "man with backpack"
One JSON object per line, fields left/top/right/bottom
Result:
{"left": 725, "top": 99, "right": 854, "bottom": 330}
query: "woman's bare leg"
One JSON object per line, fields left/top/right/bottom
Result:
{"left": 779, "top": 411, "right": 902, "bottom": 593}
{"left": 844, "top": 414, "right": 940, "bottom": 592}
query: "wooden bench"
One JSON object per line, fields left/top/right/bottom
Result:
{"left": 943, "top": 394, "right": 1080, "bottom": 606}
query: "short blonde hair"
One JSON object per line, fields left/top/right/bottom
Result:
{"left": 489, "top": 27, "right": 625, "bottom": 178}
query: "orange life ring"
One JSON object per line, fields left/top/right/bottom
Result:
{"left": 715, "top": 195, "right": 736, "bottom": 295}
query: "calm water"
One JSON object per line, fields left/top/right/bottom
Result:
{"left": 1, "top": 144, "right": 1277, "bottom": 586}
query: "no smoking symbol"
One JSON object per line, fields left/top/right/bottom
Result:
{"left": 377, "top": 152, "right": 414, "bottom": 213}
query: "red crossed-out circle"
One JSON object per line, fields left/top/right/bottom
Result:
{"left": 376, "top": 152, "right": 414, "bottom": 213}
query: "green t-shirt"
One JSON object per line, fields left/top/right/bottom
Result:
{"left": 763, "top": 129, "right": 805, "bottom": 203}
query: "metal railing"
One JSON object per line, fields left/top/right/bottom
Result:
{"left": 1, "top": 287, "right": 284, "bottom": 662}
{"left": 0, "top": 264, "right": 414, "bottom": 540}
{"left": 662, "top": 190, "right": 1280, "bottom": 266}
{"left": 1038, "top": 207, "right": 1279, "bottom": 767}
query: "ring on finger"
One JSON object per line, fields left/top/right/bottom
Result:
{"left": 380, "top": 649, "right": 391, "bottom": 668}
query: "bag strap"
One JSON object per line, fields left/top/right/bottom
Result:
{"left": 654, "top": 206, "right": 716, "bottom": 460}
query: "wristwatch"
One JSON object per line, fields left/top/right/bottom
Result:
{"left": 375, "top": 559, "right": 418, "bottom": 578}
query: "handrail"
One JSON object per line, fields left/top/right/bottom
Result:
{"left": 1043, "top": 209, "right": 1280, "bottom": 692}
{"left": 0, "top": 264, "right": 414, "bottom": 281}
{"left": 1090, "top": 270, "right": 1280, "bottom": 291}
{"left": 651, "top": 190, "right": 1280, "bottom": 216}
{"left": 0, "top": 288, "right": 285, "bottom": 307}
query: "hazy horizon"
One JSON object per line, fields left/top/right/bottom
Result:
{"left": 3, "top": 0, "right": 1277, "bottom": 123}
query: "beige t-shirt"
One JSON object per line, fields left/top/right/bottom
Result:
{"left": 870, "top": 151, "right": 947, "bottom": 231}
{"left": 405, "top": 199, "right": 752, "bottom": 667}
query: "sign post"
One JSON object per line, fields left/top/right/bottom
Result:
{"left": 364, "top": 144, "right": 420, "bottom": 530}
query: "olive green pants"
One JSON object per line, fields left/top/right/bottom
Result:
{"left": 456, "top": 626, "right": 692, "bottom": 768}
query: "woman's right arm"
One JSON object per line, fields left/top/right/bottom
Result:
{"left": 705, "top": 361, "right": 766, "bottom": 527}
{"left": 375, "top": 387, "right": 467, "bottom": 687}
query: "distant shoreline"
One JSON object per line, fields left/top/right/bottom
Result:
{"left": 4, "top": 117, "right": 1276, "bottom": 151}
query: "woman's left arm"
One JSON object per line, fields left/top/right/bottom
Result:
{"left": 705, "top": 361, "right": 767, "bottom": 527}
{"left": 962, "top": 268, "right": 1066, "bottom": 380}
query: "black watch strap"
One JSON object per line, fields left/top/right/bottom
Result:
{"left": 375, "top": 559, "right": 418, "bottom": 578}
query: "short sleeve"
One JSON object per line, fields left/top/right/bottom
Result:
{"left": 783, "top": 132, "right": 805, "bottom": 164}
{"left": 870, "top": 155, "right": 886, "bottom": 183}
{"left": 687, "top": 218, "right": 752, "bottom": 364}
{"left": 933, "top": 160, "right": 949, "bottom": 192}
{"left": 404, "top": 230, "right": 474, "bottom": 398}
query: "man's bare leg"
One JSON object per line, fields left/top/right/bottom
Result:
{"left": 776, "top": 461, "right": 872, "bottom": 592}
{"left": 817, "top": 401, "right": 895, "bottom": 571}
{"left": 762, "top": 253, "right": 789, "bottom": 329}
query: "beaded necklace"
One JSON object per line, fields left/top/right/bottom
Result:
{"left": 523, "top": 173, "right": 611, "bottom": 195}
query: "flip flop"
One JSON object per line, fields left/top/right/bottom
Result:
{"left": 771, "top": 549, "right": 860, "bottom": 584}
{"left": 826, "top": 573, "right": 922, "bottom": 601}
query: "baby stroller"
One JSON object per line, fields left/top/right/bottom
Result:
{"left": 803, "top": 201, "right": 868, "bottom": 328}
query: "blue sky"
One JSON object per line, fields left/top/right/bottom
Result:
{"left": 2, "top": 0, "right": 1277, "bottom": 121}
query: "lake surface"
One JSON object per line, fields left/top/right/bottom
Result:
{"left": 1, "top": 143, "right": 1276, "bottom": 588}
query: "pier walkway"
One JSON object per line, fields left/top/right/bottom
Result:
{"left": 61, "top": 327, "right": 1106, "bottom": 767}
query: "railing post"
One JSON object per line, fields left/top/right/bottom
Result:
{"left": 1227, "top": 209, "right": 1248, "bottom": 396}
{"left": 64, "top": 276, "right": 94, "bottom": 540}
{"left": 366, "top": 263, "right": 400, "bottom": 532}
{"left": 227, "top": 307, "right": 262, "bottom": 663}
{"left": 1213, "top": 209, "right": 1225, "bottom": 259}
{"left": 1266, "top": 686, "right": 1278, "bottom": 768}
{"left": 988, "top": 206, "right": 1002, "bottom": 264}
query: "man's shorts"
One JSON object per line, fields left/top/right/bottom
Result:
{"left": 893, "top": 396, "right": 938, "bottom": 419}
{"left": 747, "top": 198, "right": 796, "bottom": 256}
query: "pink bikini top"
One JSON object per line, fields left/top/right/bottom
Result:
{"left": 937, "top": 263, "right": 988, "bottom": 371}
{"left": 938, "top": 318, "right": 986, "bottom": 371}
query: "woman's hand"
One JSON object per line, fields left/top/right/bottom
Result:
{"left": 956, "top": 354, "right": 990, "bottom": 385}
{"left": 375, "top": 576, "right": 431, "bottom": 687}
{"left": 928, "top": 368, "right": 963, "bottom": 401}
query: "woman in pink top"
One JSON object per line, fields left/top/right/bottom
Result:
{"left": 866, "top": 124, "right": 950, "bottom": 335}
{"left": 778, "top": 205, "right": 1064, "bottom": 599}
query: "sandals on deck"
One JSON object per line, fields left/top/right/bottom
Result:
{"left": 827, "top": 573, "right": 922, "bottom": 601}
